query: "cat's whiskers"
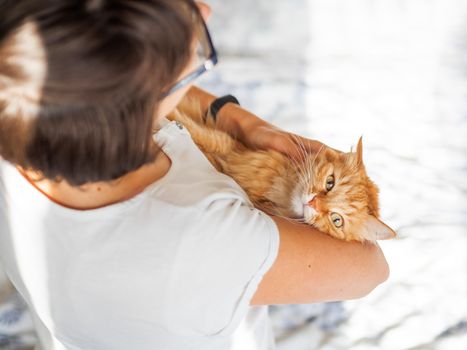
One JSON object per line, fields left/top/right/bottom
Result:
{"left": 290, "top": 142, "right": 326, "bottom": 218}
{"left": 291, "top": 135, "right": 326, "bottom": 187}
{"left": 283, "top": 136, "right": 318, "bottom": 215}
{"left": 310, "top": 143, "right": 325, "bottom": 169}
{"left": 288, "top": 133, "right": 309, "bottom": 160}
{"left": 284, "top": 135, "right": 313, "bottom": 190}
{"left": 302, "top": 142, "right": 326, "bottom": 191}
{"left": 288, "top": 134, "right": 313, "bottom": 181}
{"left": 295, "top": 163, "right": 311, "bottom": 191}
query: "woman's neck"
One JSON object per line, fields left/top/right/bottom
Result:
{"left": 17, "top": 151, "right": 172, "bottom": 210}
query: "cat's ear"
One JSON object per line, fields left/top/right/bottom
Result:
{"left": 363, "top": 215, "right": 397, "bottom": 241}
{"left": 355, "top": 136, "right": 363, "bottom": 167}
{"left": 348, "top": 136, "right": 363, "bottom": 168}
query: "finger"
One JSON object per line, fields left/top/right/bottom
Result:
{"left": 196, "top": 2, "right": 212, "bottom": 21}
{"left": 293, "top": 136, "right": 323, "bottom": 154}
{"left": 270, "top": 134, "right": 308, "bottom": 162}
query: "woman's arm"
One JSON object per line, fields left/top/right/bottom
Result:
{"left": 186, "top": 86, "right": 323, "bottom": 160}
{"left": 251, "top": 216, "right": 390, "bottom": 305}
{"left": 185, "top": 85, "right": 251, "bottom": 141}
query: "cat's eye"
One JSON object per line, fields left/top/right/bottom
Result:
{"left": 325, "top": 175, "right": 335, "bottom": 191}
{"left": 330, "top": 212, "right": 344, "bottom": 228}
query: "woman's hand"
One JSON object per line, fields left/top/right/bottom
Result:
{"left": 187, "top": 86, "right": 324, "bottom": 160}
{"left": 241, "top": 122, "right": 324, "bottom": 162}
{"left": 217, "top": 102, "right": 324, "bottom": 161}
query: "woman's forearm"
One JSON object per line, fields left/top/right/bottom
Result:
{"left": 186, "top": 85, "right": 323, "bottom": 157}
{"left": 186, "top": 85, "right": 272, "bottom": 144}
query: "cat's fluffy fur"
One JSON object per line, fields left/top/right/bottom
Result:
{"left": 167, "top": 98, "right": 396, "bottom": 243}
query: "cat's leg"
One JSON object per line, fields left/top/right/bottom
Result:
{"left": 221, "top": 150, "right": 298, "bottom": 216}
{"left": 167, "top": 108, "right": 239, "bottom": 172}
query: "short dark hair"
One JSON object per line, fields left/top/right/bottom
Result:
{"left": 0, "top": 0, "right": 199, "bottom": 186}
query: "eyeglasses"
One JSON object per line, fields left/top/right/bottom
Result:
{"left": 161, "top": 18, "right": 218, "bottom": 98}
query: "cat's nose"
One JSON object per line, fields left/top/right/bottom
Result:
{"left": 308, "top": 196, "right": 317, "bottom": 209}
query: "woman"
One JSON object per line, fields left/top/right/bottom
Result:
{"left": 0, "top": 1, "right": 389, "bottom": 349}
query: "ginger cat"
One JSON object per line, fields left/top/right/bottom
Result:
{"left": 167, "top": 98, "right": 396, "bottom": 243}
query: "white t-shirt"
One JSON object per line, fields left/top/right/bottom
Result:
{"left": 0, "top": 118, "right": 280, "bottom": 350}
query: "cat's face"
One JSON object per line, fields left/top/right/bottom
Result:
{"left": 290, "top": 138, "right": 396, "bottom": 242}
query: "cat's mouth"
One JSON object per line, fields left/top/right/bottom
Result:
{"left": 303, "top": 204, "right": 317, "bottom": 222}
{"left": 302, "top": 193, "right": 318, "bottom": 222}
{"left": 291, "top": 191, "right": 319, "bottom": 221}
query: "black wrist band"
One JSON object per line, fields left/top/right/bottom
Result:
{"left": 206, "top": 94, "right": 240, "bottom": 123}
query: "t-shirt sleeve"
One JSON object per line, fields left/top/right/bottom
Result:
{"left": 166, "top": 197, "right": 280, "bottom": 336}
